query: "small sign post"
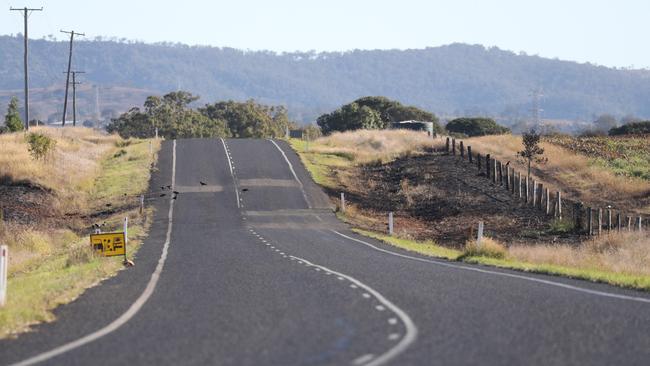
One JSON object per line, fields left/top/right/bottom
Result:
{"left": 123, "top": 217, "right": 128, "bottom": 263}
{"left": 477, "top": 221, "right": 484, "bottom": 247}
{"left": 340, "top": 192, "right": 346, "bottom": 213}
{"left": 388, "top": 212, "right": 394, "bottom": 236}
{"left": 0, "top": 245, "right": 7, "bottom": 307}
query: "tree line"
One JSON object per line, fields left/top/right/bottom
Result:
{"left": 105, "top": 91, "right": 293, "bottom": 139}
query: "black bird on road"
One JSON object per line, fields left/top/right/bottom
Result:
{"left": 160, "top": 193, "right": 166, "bottom": 197}
{"left": 200, "top": 181, "right": 207, "bottom": 186}
{"left": 173, "top": 191, "right": 179, "bottom": 195}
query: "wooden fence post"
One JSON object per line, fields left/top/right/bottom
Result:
{"left": 445, "top": 137, "right": 450, "bottom": 153}
{"left": 497, "top": 161, "right": 502, "bottom": 185}
{"left": 486, "top": 154, "right": 491, "bottom": 178}
{"left": 511, "top": 170, "right": 516, "bottom": 194}
{"left": 574, "top": 202, "right": 584, "bottom": 231}
{"left": 545, "top": 188, "right": 550, "bottom": 215}
{"left": 606, "top": 208, "right": 612, "bottom": 231}
{"left": 531, "top": 180, "right": 537, "bottom": 206}
{"left": 477, "top": 153, "right": 481, "bottom": 171}
{"left": 537, "top": 183, "right": 544, "bottom": 209}
{"left": 525, "top": 176, "right": 530, "bottom": 204}
{"left": 493, "top": 160, "right": 498, "bottom": 184}
{"left": 616, "top": 213, "right": 621, "bottom": 231}
{"left": 460, "top": 141, "right": 465, "bottom": 158}
{"left": 627, "top": 216, "right": 632, "bottom": 231}
{"left": 556, "top": 191, "right": 562, "bottom": 219}
{"left": 637, "top": 217, "right": 644, "bottom": 232}
{"left": 587, "top": 207, "right": 594, "bottom": 235}
{"left": 505, "top": 166, "right": 510, "bottom": 191}
{"left": 597, "top": 208, "right": 602, "bottom": 235}
{"left": 468, "top": 146, "right": 473, "bottom": 163}
{"left": 452, "top": 138, "right": 456, "bottom": 155}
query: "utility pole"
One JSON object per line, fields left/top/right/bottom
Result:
{"left": 70, "top": 71, "right": 84, "bottom": 126}
{"left": 61, "top": 30, "right": 85, "bottom": 126}
{"left": 10, "top": 6, "right": 43, "bottom": 131}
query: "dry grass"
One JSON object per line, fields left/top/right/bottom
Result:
{"left": 312, "top": 129, "right": 442, "bottom": 163}
{"left": 0, "top": 127, "right": 120, "bottom": 213}
{"left": 508, "top": 232, "right": 650, "bottom": 277}
{"left": 465, "top": 135, "right": 650, "bottom": 210}
{"left": 462, "top": 237, "right": 507, "bottom": 259}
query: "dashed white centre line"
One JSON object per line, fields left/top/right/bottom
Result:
{"left": 388, "top": 333, "right": 401, "bottom": 341}
{"left": 363, "top": 293, "right": 371, "bottom": 299}
{"left": 375, "top": 305, "right": 386, "bottom": 311}
{"left": 388, "top": 318, "right": 398, "bottom": 325}
{"left": 350, "top": 284, "right": 358, "bottom": 289}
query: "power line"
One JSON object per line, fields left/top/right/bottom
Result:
{"left": 9, "top": 6, "right": 43, "bottom": 131}
{"left": 61, "top": 30, "right": 85, "bottom": 126}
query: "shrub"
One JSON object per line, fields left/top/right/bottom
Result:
{"left": 445, "top": 117, "right": 510, "bottom": 137}
{"left": 26, "top": 132, "right": 57, "bottom": 161}
{"left": 609, "top": 121, "right": 650, "bottom": 136}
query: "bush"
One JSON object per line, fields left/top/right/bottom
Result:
{"left": 26, "top": 132, "right": 56, "bottom": 161}
{"left": 445, "top": 117, "right": 510, "bottom": 137}
{"left": 609, "top": 121, "right": 650, "bottom": 136}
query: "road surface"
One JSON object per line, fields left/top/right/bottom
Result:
{"left": 2, "top": 138, "right": 650, "bottom": 366}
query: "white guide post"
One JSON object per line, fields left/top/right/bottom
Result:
{"left": 0, "top": 245, "right": 8, "bottom": 307}
{"left": 477, "top": 221, "right": 484, "bottom": 247}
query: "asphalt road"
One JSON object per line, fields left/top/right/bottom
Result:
{"left": 2, "top": 138, "right": 650, "bottom": 366}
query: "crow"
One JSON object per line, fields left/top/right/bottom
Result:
{"left": 200, "top": 181, "right": 207, "bottom": 186}
{"left": 172, "top": 191, "right": 179, "bottom": 195}
{"left": 166, "top": 185, "right": 172, "bottom": 189}
{"left": 505, "top": 161, "right": 511, "bottom": 166}
{"left": 172, "top": 195, "right": 178, "bottom": 200}
{"left": 160, "top": 186, "right": 165, "bottom": 190}
{"left": 105, "top": 203, "right": 112, "bottom": 207}
{"left": 160, "top": 193, "right": 166, "bottom": 197}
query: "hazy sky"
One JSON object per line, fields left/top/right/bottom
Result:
{"left": 1, "top": 0, "right": 649, "bottom": 68}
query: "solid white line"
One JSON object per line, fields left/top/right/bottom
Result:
{"left": 332, "top": 230, "right": 650, "bottom": 304}
{"left": 11, "top": 140, "right": 179, "bottom": 366}
{"left": 353, "top": 354, "right": 375, "bottom": 365}
{"left": 220, "top": 138, "right": 241, "bottom": 208}
{"left": 268, "top": 139, "right": 311, "bottom": 209}
{"left": 289, "top": 255, "right": 418, "bottom": 366}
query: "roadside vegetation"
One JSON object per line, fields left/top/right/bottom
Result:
{"left": 0, "top": 127, "right": 160, "bottom": 338}
{"left": 290, "top": 128, "right": 650, "bottom": 291}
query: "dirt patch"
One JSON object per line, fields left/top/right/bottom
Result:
{"left": 340, "top": 152, "right": 580, "bottom": 247}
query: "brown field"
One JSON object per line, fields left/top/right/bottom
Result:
{"left": 464, "top": 134, "right": 650, "bottom": 213}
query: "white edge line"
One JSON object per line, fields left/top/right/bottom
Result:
{"left": 331, "top": 230, "right": 650, "bottom": 304}
{"left": 220, "top": 137, "right": 241, "bottom": 208}
{"left": 289, "top": 255, "right": 417, "bottom": 366}
{"left": 11, "top": 140, "right": 179, "bottom": 366}
{"left": 268, "top": 139, "right": 312, "bottom": 209}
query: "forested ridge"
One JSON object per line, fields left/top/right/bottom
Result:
{"left": 2, "top": 35, "right": 650, "bottom": 124}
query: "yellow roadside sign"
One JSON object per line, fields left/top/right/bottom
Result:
{"left": 90, "top": 232, "right": 126, "bottom": 257}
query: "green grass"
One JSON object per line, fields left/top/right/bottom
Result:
{"left": 351, "top": 228, "right": 650, "bottom": 292}
{"left": 0, "top": 138, "right": 160, "bottom": 338}
{"left": 288, "top": 138, "right": 352, "bottom": 189}
{"left": 353, "top": 229, "right": 461, "bottom": 260}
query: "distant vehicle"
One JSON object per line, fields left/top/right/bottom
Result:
{"left": 390, "top": 120, "right": 436, "bottom": 136}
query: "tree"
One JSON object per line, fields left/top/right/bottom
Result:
{"left": 5, "top": 96, "right": 24, "bottom": 132}
{"left": 445, "top": 117, "right": 510, "bottom": 137}
{"left": 609, "top": 121, "right": 650, "bottom": 136}
{"left": 317, "top": 96, "right": 441, "bottom": 134}
{"left": 518, "top": 129, "right": 546, "bottom": 179}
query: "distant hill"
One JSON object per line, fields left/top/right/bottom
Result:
{"left": 2, "top": 35, "right": 650, "bottom": 129}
